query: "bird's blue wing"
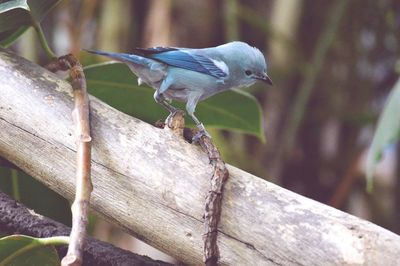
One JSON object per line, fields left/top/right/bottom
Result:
{"left": 134, "top": 47, "right": 228, "bottom": 79}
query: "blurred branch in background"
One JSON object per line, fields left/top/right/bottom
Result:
{"left": 270, "top": 0, "right": 348, "bottom": 179}
{"left": 262, "top": 0, "right": 303, "bottom": 182}
{"left": 329, "top": 148, "right": 364, "bottom": 208}
{"left": 223, "top": 0, "right": 239, "bottom": 41}
{"left": 98, "top": 0, "right": 131, "bottom": 52}
{"left": 268, "top": 0, "right": 302, "bottom": 68}
{"left": 66, "top": 0, "right": 98, "bottom": 55}
{"left": 143, "top": 0, "right": 173, "bottom": 47}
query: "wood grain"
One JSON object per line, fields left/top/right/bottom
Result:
{"left": 1, "top": 49, "right": 400, "bottom": 266}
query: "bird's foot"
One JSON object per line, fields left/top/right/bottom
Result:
{"left": 192, "top": 123, "right": 211, "bottom": 143}
{"left": 192, "top": 129, "right": 211, "bottom": 143}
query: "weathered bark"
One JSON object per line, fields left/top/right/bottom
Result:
{"left": 1, "top": 48, "right": 400, "bottom": 266}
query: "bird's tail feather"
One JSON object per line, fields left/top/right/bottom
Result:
{"left": 83, "top": 49, "right": 149, "bottom": 66}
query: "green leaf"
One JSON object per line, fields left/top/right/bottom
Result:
{"left": 27, "top": 0, "right": 61, "bottom": 21}
{"left": 0, "top": 26, "right": 29, "bottom": 47}
{"left": 0, "top": 235, "right": 68, "bottom": 266}
{"left": 0, "top": 0, "right": 62, "bottom": 47}
{"left": 0, "top": 1, "right": 30, "bottom": 32}
{"left": 366, "top": 78, "right": 400, "bottom": 191}
{"left": 83, "top": 62, "right": 265, "bottom": 140}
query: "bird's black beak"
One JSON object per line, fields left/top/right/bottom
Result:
{"left": 255, "top": 73, "right": 273, "bottom": 86}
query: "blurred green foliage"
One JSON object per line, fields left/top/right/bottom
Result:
{"left": 0, "top": 167, "right": 71, "bottom": 226}
{"left": 0, "top": 0, "right": 61, "bottom": 47}
{"left": 366, "top": 78, "right": 400, "bottom": 191}
{"left": 0, "top": 235, "right": 68, "bottom": 265}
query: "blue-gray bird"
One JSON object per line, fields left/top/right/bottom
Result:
{"left": 85, "top": 41, "right": 272, "bottom": 141}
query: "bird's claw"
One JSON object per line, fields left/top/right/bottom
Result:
{"left": 192, "top": 127, "right": 211, "bottom": 143}
{"left": 165, "top": 109, "right": 179, "bottom": 123}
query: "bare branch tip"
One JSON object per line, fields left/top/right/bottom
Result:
{"left": 61, "top": 254, "right": 81, "bottom": 266}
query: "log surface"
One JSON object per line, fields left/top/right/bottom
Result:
{"left": 1, "top": 49, "right": 399, "bottom": 266}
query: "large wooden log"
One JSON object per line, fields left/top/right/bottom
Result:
{"left": 0, "top": 49, "right": 399, "bottom": 266}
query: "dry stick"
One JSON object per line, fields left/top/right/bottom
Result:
{"left": 165, "top": 112, "right": 229, "bottom": 266}
{"left": 198, "top": 136, "right": 229, "bottom": 266}
{"left": 202, "top": 138, "right": 229, "bottom": 266}
{"left": 329, "top": 148, "right": 364, "bottom": 208}
{"left": 46, "top": 54, "right": 92, "bottom": 266}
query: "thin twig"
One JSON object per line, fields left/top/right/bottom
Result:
{"left": 164, "top": 114, "right": 229, "bottom": 266}
{"left": 329, "top": 148, "right": 364, "bottom": 208}
{"left": 32, "top": 21, "right": 57, "bottom": 59}
{"left": 198, "top": 136, "right": 229, "bottom": 266}
{"left": 46, "top": 54, "right": 92, "bottom": 266}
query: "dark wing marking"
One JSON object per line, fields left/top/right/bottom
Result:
{"left": 133, "top": 47, "right": 227, "bottom": 79}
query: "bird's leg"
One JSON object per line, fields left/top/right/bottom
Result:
{"left": 161, "top": 100, "right": 179, "bottom": 119}
{"left": 154, "top": 91, "right": 182, "bottom": 127}
{"left": 189, "top": 112, "right": 211, "bottom": 142}
{"left": 154, "top": 92, "right": 177, "bottom": 113}
{"left": 185, "top": 96, "right": 211, "bottom": 142}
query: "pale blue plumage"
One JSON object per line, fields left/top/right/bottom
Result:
{"left": 135, "top": 48, "right": 228, "bottom": 79}
{"left": 85, "top": 41, "right": 272, "bottom": 141}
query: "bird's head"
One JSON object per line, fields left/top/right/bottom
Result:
{"left": 222, "top": 42, "right": 273, "bottom": 87}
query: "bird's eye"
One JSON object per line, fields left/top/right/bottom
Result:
{"left": 245, "top": 70, "right": 252, "bottom": 76}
